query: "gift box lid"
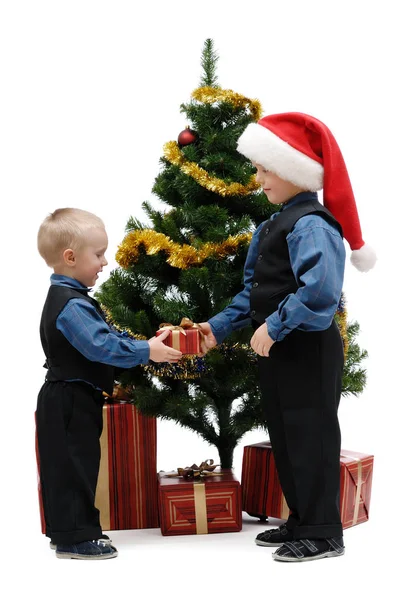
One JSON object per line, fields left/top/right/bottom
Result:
{"left": 244, "top": 442, "right": 374, "bottom": 464}
{"left": 158, "top": 468, "right": 239, "bottom": 489}
{"left": 244, "top": 440, "right": 271, "bottom": 449}
{"left": 340, "top": 449, "right": 374, "bottom": 464}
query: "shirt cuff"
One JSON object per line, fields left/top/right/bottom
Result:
{"left": 133, "top": 340, "right": 150, "bottom": 364}
{"left": 208, "top": 314, "right": 233, "bottom": 345}
{"left": 266, "top": 313, "right": 291, "bottom": 342}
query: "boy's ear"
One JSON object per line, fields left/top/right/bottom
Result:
{"left": 62, "top": 248, "right": 76, "bottom": 266}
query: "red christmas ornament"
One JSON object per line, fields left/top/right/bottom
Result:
{"left": 178, "top": 126, "right": 198, "bottom": 146}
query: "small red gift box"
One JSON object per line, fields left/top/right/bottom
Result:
{"left": 36, "top": 401, "right": 159, "bottom": 533}
{"left": 156, "top": 318, "right": 201, "bottom": 355}
{"left": 158, "top": 468, "right": 242, "bottom": 535}
{"left": 241, "top": 441, "right": 373, "bottom": 529}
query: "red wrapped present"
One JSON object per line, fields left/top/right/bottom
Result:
{"left": 156, "top": 318, "right": 202, "bottom": 355}
{"left": 36, "top": 401, "right": 159, "bottom": 533}
{"left": 158, "top": 464, "right": 242, "bottom": 536}
{"left": 241, "top": 441, "right": 373, "bottom": 529}
{"left": 339, "top": 450, "right": 374, "bottom": 528}
{"left": 95, "top": 402, "right": 159, "bottom": 530}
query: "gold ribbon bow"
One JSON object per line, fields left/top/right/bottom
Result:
{"left": 165, "top": 459, "right": 221, "bottom": 480}
{"left": 161, "top": 460, "right": 222, "bottom": 535}
{"left": 102, "top": 383, "right": 135, "bottom": 403}
{"left": 159, "top": 318, "right": 204, "bottom": 336}
{"left": 159, "top": 323, "right": 186, "bottom": 335}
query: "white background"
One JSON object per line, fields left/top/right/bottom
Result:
{"left": 1, "top": 0, "right": 401, "bottom": 596}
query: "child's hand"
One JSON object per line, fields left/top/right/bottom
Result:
{"left": 148, "top": 329, "right": 182, "bottom": 363}
{"left": 198, "top": 322, "right": 217, "bottom": 355}
{"left": 250, "top": 323, "right": 275, "bottom": 357}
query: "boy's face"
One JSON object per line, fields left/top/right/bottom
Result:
{"left": 70, "top": 227, "right": 108, "bottom": 288}
{"left": 254, "top": 163, "right": 304, "bottom": 205}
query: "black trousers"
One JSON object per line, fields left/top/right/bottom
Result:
{"left": 35, "top": 381, "right": 105, "bottom": 545}
{"left": 257, "top": 320, "right": 344, "bottom": 539}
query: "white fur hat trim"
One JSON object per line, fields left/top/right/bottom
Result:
{"left": 237, "top": 123, "right": 324, "bottom": 191}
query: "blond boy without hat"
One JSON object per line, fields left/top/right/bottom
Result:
{"left": 36, "top": 207, "right": 181, "bottom": 560}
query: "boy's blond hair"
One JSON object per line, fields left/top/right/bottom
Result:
{"left": 38, "top": 208, "right": 105, "bottom": 267}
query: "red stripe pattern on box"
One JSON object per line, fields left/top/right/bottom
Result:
{"left": 96, "top": 403, "right": 159, "bottom": 530}
{"left": 156, "top": 328, "right": 200, "bottom": 354}
{"left": 241, "top": 441, "right": 374, "bottom": 529}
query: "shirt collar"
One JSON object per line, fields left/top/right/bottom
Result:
{"left": 50, "top": 273, "right": 92, "bottom": 293}
{"left": 280, "top": 191, "right": 318, "bottom": 211}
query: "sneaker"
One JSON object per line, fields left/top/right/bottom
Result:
{"left": 55, "top": 539, "right": 118, "bottom": 560}
{"left": 255, "top": 524, "right": 293, "bottom": 547}
{"left": 50, "top": 533, "right": 112, "bottom": 550}
{"left": 272, "top": 537, "right": 345, "bottom": 562}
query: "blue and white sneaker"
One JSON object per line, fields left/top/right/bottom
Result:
{"left": 55, "top": 538, "right": 118, "bottom": 560}
{"left": 50, "top": 533, "right": 112, "bottom": 550}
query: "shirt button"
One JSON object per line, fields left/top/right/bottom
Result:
{"left": 258, "top": 254, "right": 263, "bottom": 261}
{"left": 253, "top": 282, "right": 259, "bottom": 288}
{"left": 265, "top": 228, "right": 270, "bottom": 234}
{"left": 251, "top": 310, "right": 256, "bottom": 316}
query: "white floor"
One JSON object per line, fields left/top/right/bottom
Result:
{"left": 3, "top": 408, "right": 398, "bottom": 599}
{"left": 5, "top": 510, "right": 393, "bottom": 600}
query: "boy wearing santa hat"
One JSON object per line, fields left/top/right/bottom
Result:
{"left": 200, "top": 112, "right": 375, "bottom": 562}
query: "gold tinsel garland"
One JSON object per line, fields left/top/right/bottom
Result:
{"left": 144, "top": 356, "right": 205, "bottom": 380}
{"left": 336, "top": 306, "right": 349, "bottom": 357}
{"left": 101, "top": 306, "right": 147, "bottom": 341}
{"left": 162, "top": 86, "right": 262, "bottom": 198}
{"left": 191, "top": 86, "right": 263, "bottom": 121}
{"left": 102, "top": 306, "right": 205, "bottom": 380}
{"left": 163, "top": 141, "right": 260, "bottom": 197}
{"left": 147, "top": 342, "right": 255, "bottom": 380}
{"left": 116, "top": 229, "right": 253, "bottom": 270}
{"left": 102, "top": 303, "right": 349, "bottom": 381}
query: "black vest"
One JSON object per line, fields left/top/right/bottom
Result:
{"left": 40, "top": 285, "right": 115, "bottom": 394}
{"left": 250, "top": 196, "right": 343, "bottom": 325}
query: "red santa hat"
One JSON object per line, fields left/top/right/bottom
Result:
{"left": 237, "top": 112, "right": 376, "bottom": 272}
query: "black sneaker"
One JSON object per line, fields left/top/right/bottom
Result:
{"left": 50, "top": 534, "right": 112, "bottom": 550}
{"left": 255, "top": 524, "right": 293, "bottom": 547}
{"left": 272, "top": 537, "right": 345, "bottom": 562}
{"left": 55, "top": 539, "right": 118, "bottom": 560}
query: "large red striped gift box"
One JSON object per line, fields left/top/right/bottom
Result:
{"left": 241, "top": 441, "right": 374, "bottom": 529}
{"left": 94, "top": 402, "right": 159, "bottom": 530}
{"left": 36, "top": 402, "right": 159, "bottom": 533}
{"left": 158, "top": 469, "right": 242, "bottom": 536}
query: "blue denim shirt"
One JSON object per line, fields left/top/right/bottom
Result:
{"left": 208, "top": 192, "right": 346, "bottom": 343}
{"left": 51, "top": 274, "right": 150, "bottom": 367}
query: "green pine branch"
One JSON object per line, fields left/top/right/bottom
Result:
{"left": 200, "top": 38, "right": 219, "bottom": 88}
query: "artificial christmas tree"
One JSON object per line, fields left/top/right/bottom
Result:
{"left": 96, "top": 39, "right": 367, "bottom": 468}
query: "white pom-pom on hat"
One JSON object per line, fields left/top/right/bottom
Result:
{"left": 350, "top": 244, "right": 377, "bottom": 272}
